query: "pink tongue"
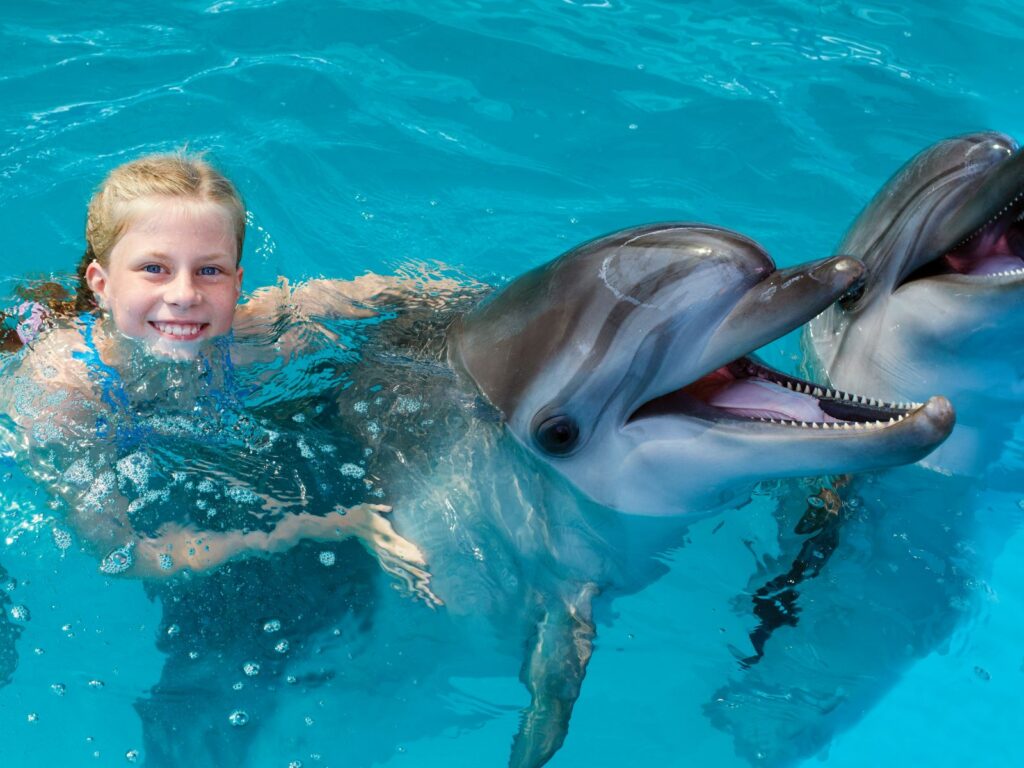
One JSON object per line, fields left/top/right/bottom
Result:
{"left": 956, "top": 253, "right": 1024, "bottom": 276}
{"left": 946, "top": 234, "right": 1024, "bottom": 275}
{"left": 707, "top": 379, "right": 839, "bottom": 422}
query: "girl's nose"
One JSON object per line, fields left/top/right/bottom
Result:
{"left": 165, "top": 272, "right": 201, "bottom": 307}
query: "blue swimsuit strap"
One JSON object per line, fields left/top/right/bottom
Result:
{"left": 70, "top": 313, "right": 131, "bottom": 414}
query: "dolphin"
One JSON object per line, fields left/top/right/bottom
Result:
{"left": 288, "top": 222, "right": 955, "bottom": 768}
{"left": 709, "top": 132, "right": 1024, "bottom": 766}
{"left": 806, "top": 130, "right": 1024, "bottom": 479}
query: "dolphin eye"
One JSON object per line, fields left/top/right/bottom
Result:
{"left": 533, "top": 414, "right": 580, "bottom": 456}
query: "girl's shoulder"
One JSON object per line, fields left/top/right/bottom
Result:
{"left": 16, "top": 321, "right": 93, "bottom": 391}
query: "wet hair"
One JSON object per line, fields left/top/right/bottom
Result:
{"left": 73, "top": 152, "right": 246, "bottom": 312}
{"left": 0, "top": 152, "right": 246, "bottom": 351}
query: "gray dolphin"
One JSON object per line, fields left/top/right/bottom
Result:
{"left": 306, "top": 223, "right": 954, "bottom": 768}
{"left": 453, "top": 223, "right": 953, "bottom": 517}
{"left": 806, "top": 130, "right": 1024, "bottom": 478}
{"left": 709, "top": 133, "right": 1024, "bottom": 766}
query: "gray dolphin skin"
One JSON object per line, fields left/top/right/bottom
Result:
{"left": 807, "top": 130, "right": 1024, "bottom": 478}
{"left": 346, "top": 223, "right": 955, "bottom": 768}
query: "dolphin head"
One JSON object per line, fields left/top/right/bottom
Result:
{"left": 451, "top": 224, "right": 953, "bottom": 516}
{"left": 806, "top": 132, "right": 1024, "bottom": 475}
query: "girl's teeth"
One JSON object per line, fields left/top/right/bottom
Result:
{"left": 156, "top": 323, "right": 201, "bottom": 337}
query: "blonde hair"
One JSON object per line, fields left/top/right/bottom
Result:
{"left": 73, "top": 152, "right": 246, "bottom": 311}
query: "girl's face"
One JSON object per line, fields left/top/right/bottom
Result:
{"left": 86, "top": 198, "right": 243, "bottom": 358}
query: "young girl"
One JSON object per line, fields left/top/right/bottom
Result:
{"left": 0, "top": 153, "right": 432, "bottom": 586}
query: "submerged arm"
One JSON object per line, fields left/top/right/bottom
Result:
{"left": 234, "top": 274, "right": 471, "bottom": 332}
{"left": 124, "top": 503, "right": 430, "bottom": 580}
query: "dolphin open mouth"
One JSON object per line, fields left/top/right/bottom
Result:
{"left": 630, "top": 356, "right": 921, "bottom": 430}
{"left": 899, "top": 144, "right": 1024, "bottom": 287}
{"left": 902, "top": 211, "right": 1024, "bottom": 283}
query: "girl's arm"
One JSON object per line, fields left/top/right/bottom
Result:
{"left": 233, "top": 274, "right": 469, "bottom": 332}
{"left": 84, "top": 502, "right": 439, "bottom": 603}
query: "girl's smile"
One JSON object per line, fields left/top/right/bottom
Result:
{"left": 85, "top": 197, "right": 243, "bottom": 358}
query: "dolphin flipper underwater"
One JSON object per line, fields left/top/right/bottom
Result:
{"left": 288, "top": 223, "right": 955, "bottom": 767}
{"left": 710, "top": 132, "right": 1024, "bottom": 765}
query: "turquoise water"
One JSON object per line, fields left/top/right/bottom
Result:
{"left": 1, "top": 1, "right": 1023, "bottom": 765}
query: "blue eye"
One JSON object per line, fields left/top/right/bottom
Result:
{"left": 198, "top": 266, "right": 222, "bottom": 276}
{"left": 142, "top": 264, "right": 163, "bottom": 274}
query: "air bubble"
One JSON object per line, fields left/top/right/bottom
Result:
{"left": 166, "top": 624, "right": 181, "bottom": 638}
{"left": 158, "top": 554, "right": 173, "bottom": 571}
{"left": 243, "top": 661, "right": 260, "bottom": 677}
{"left": 126, "top": 749, "right": 139, "bottom": 762}
{"left": 10, "top": 605, "right": 30, "bottom": 622}
{"left": 395, "top": 396, "right": 421, "bottom": 414}
{"left": 339, "top": 463, "right": 365, "bottom": 479}
{"left": 275, "top": 640, "right": 290, "bottom": 654}
{"left": 27, "top": 712, "right": 38, "bottom": 723}
{"left": 233, "top": 681, "right": 244, "bottom": 691}
{"left": 225, "top": 487, "right": 260, "bottom": 504}
{"left": 63, "top": 459, "right": 94, "bottom": 486}
{"left": 319, "top": 551, "right": 336, "bottom": 567}
{"left": 100, "top": 543, "right": 135, "bottom": 575}
{"left": 88, "top": 680, "right": 105, "bottom": 689}
{"left": 51, "top": 683, "right": 66, "bottom": 696}
{"left": 228, "top": 710, "right": 249, "bottom": 726}
{"left": 263, "top": 619, "right": 281, "bottom": 633}
{"left": 53, "top": 528, "right": 72, "bottom": 550}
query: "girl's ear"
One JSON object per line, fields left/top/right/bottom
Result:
{"left": 84, "top": 261, "right": 109, "bottom": 309}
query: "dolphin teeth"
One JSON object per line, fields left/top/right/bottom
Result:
{"left": 813, "top": 387, "right": 824, "bottom": 398}
{"left": 811, "top": 422, "right": 821, "bottom": 429}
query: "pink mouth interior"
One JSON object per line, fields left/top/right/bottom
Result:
{"left": 683, "top": 365, "right": 838, "bottom": 422}
{"left": 940, "top": 227, "right": 1024, "bottom": 276}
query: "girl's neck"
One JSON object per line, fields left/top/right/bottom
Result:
{"left": 86, "top": 313, "right": 235, "bottom": 403}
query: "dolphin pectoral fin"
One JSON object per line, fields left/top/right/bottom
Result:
{"left": 509, "top": 584, "right": 599, "bottom": 768}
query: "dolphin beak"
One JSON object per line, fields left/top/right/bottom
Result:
{"left": 696, "top": 256, "right": 865, "bottom": 373}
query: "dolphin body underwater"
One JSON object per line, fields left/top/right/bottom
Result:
{"left": 241, "top": 223, "right": 955, "bottom": 767}
{"left": 709, "top": 132, "right": 1024, "bottom": 765}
